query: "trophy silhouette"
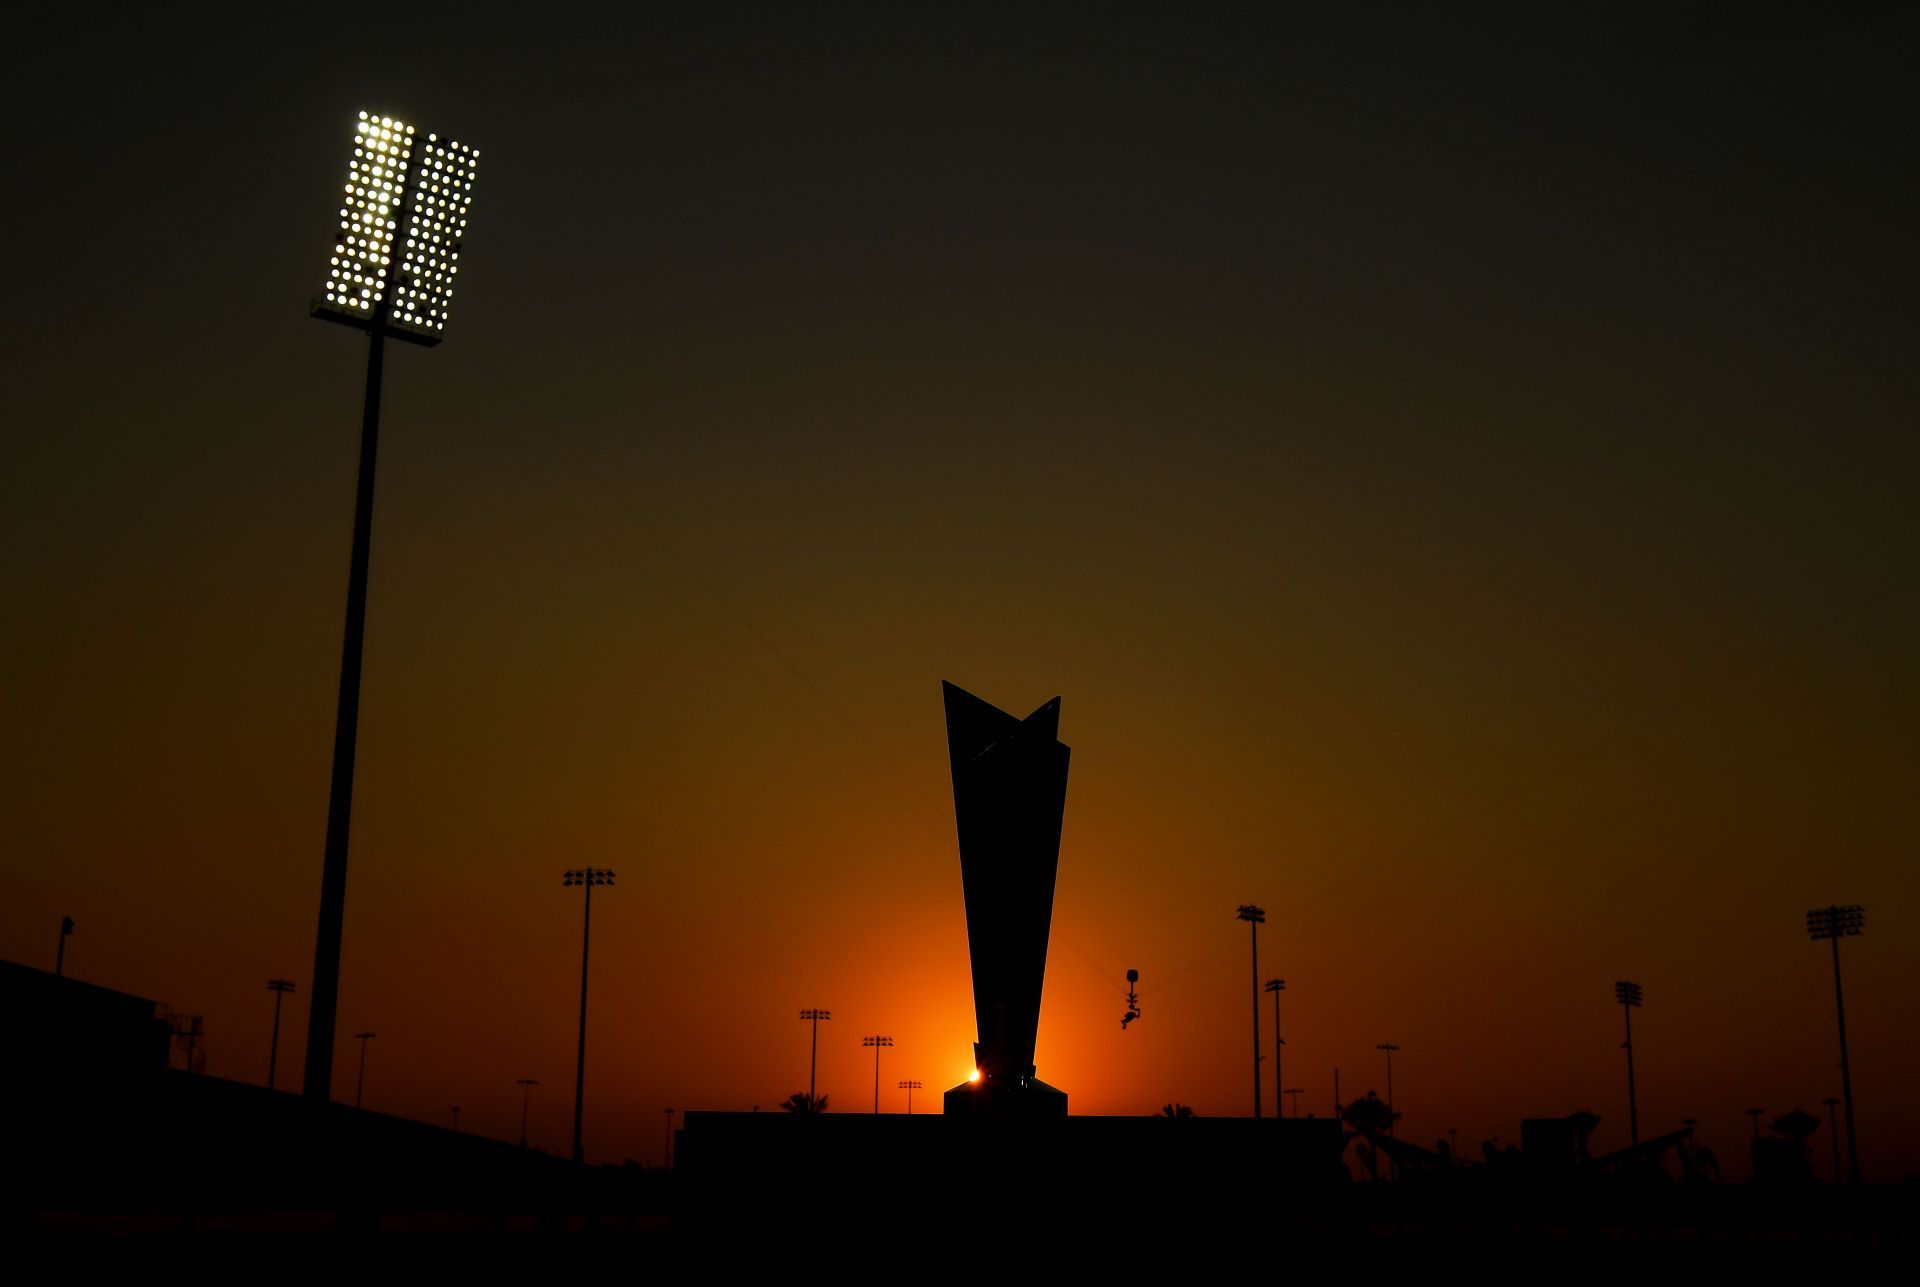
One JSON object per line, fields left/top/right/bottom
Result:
{"left": 940, "top": 681, "right": 1070, "bottom": 1118}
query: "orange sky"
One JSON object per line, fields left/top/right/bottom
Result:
{"left": 2, "top": 5, "right": 1917, "bottom": 1177}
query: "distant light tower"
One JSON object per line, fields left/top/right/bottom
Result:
{"left": 1822, "top": 1097, "right": 1842, "bottom": 1182}
{"left": 1237, "top": 904, "right": 1266, "bottom": 1118}
{"left": 563, "top": 867, "right": 615, "bottom": 1164}
{"left": 798, "top": 1008, "right": 832, "bottom": 1112}
{"left": 1614, "top": 980, "right": 1643, "bottom": 1145}
{"left": 899, "top": 1079, "right": 923, "bottom": 1115}
{"left": 515, "top": 1078, "right": 539, "bottom": 1147}
{"left": 1376, "top": 1044, "right": 1402, "bottom": 1182}
{"left": 265, "top": 979, "right": 297, "bottom": 1091}
{"left": 664, "top": 1108, "right": 676, "bottom": 1169}
{"left": 302, "top": 111, "right": 482, "bottom": 1105}
{"left": 353, "top": 1031, "right": 376, "bottom": 1109}
{"left": 1283, "top": 1087, "right": 1304, "bottom": 1118}
{"left": 862, "top": 1036, "right": 893, "bottom": 1114}
{"left": 1264, "top": 978, "right": 1286, "bottom": 1114}
{"left": 55, "top": 916, "right": 74, "bottom": 977}
{"left": 1806, "top": 904, "right": 1865, "bottom": 1185}
{"left": 1746, "top": 1107, "right": 1764, "bottom": 1141}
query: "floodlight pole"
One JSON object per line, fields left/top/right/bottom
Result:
{"left": 1237, "top": 905, "right": 1266, "bottom": 1119}
{"left": 55, "top": 916, "right": 73, "bottom": 977}
{"left": 799, "top": 1009, "right": 830, "bottom": 1111}
{"left": 303, "top": 324, "right": 387, "bottom": 1104}
{"left": 1807, "top": 904, "right": 1865, "bottom": 1186}
{"left": 1827, "top": 930, "right": 1860, "bottom": 1185}
{"left": 1265, "top": 979, "right": 1286, "bottom": 1117}
{"left": 1615, "top": 980, "right": 1642, "bottom": 1145}
{"left": 516, "top": 1078, "right": 539, "bottom": 1147}
{"left": 266, "top": 979, "right": 297, "bottom": 1092}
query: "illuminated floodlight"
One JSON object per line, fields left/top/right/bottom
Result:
{"left": 313, "top": 110, "right": 480, "bottom": 347}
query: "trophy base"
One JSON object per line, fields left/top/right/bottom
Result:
{"left": 942, "top": 1074, "right": 1068, "bottom": 1119}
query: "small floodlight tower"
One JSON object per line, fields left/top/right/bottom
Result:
{"left": 1806, "top": 904, "right": 1866, "bottom": 1185}
{"left": 302, "top": 111, "right": 480, "bottom": 1103}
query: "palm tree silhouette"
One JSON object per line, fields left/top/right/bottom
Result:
{"left": 1158, "top": 1103, "right": 1196, "bottom": 1118}
{"left": 781, "top": 1091, "right": 829, "bottom": 1114}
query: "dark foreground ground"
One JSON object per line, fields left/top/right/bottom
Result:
{"left": 10, "top": 1079, "right": 1917, "bottom": 1243}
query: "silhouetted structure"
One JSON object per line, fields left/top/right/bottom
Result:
{"left": 1239, "top": 904, "right": 1266, "bottom": 1117}
{"left": 516, "top": 1078, "right": 539, "bottom": 1147}
{"left": 303, "top": 111, "right": 482, "bottom": 1105}
{"left": 1266, "top": 977, "right": 1286, "bottom": 1115}
{"left": 862, "top": 1035, "right": 893, "bottom": 1114}
{"left": 797, "top": 1007, "right": 830, "bottom": 1112}
{"left": 563, "top": 866, "right": 614, "bottom": 1163}
{"left": 939, "top": 682, "right": 1070, "bottom": 1119}
{"left": 353, "top": 1031, "right": 376, "bottom": 1108}
{"left": 1615, "top": 979, "right": 1642, "bottom": 1144}
{"left": 265, "top": 979, "right": 296, "bottom": 1091}
{"left": 55, "top": 916, "right": 73, "bottom": 977}
{"left": 1806, "top": 903, "right": 1864, "bottom": 1184}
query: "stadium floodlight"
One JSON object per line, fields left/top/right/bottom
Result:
{"left": 1236, "top": 904, "right": 1265, "bottom": 1119}
{"left": 1806, "top": 904, "right": 1867, "bottom": 1184}
{"left": 313, "top": 111, "right": 480, "bottom": 345}
{"left": 301, "top": 109, "right": 481, "bottom": 1107}
{"left": 1614, "top": 980, "right": 1643, "bottom": 1144}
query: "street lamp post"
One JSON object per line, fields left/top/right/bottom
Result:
{"left": 303, "top": 110, "right": 481, "bottom": 1104}
{"left": 1237, "top": 905, "right": 1266, "bottom": 1119}
{"left": 563, "top": 867, "right": 615, "bottom": 1164}
{"left": 862, "top": 1036, "right": 893, "bottom": 1114}
{"left": 1283, "top": 1087, "right": 1304, "bottom": 1118}
{"left": 353, "top": 1031, "right": 376, "bottom": 1109}
{"left": 1264, "top": 978, "right": 1286, "bottom": 1114}
{"left": 516, "top": 1078, "right": 539, "bottom": 1147}
{"left": 1806, "top": 904, "right": 1865, "bottom": 1185}
{"left": 266, "top": 979, "right": 297, "bottom": 1091}
{"left": 55, "top": 916, "right": 74, "bottom": 977}
{"left": 1615, "top": 980, "right": 1643, "bottom": 1145}
{"left": 899, "top": 1080, "right": 923, "bottom": 1115}
{"left": 799, "top": 1008, "right": 831, "bottom": 1112}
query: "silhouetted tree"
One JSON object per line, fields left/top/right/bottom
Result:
{"left": 1772, "top": 1109, "right": 1820, "bottom": 1142}
{"left": 780, "top": 1092, "right": 829, "bottom": 1114}
{"left": 1158, "top": 1103, "right": 1196, "bottom": 1118}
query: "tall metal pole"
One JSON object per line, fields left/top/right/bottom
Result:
{"left": 354, "top": 1031, "right": 375, "bottom": 1108}
{"left": 1822, "top": 1097, "right": 1842, "bottom": 1183}
{"left": 55, "top": 916, "right": 73, "bottom": 977}
{"left": 267, "top": 979, "right": 296, "bottom": 1092}
{"left": 1807, "top": 905, "right": 1865, "bottom": 1186}
{"left": 517, "top": 1078, "right": 538, "bottom": 1147}
{"left": 304, "top": 326, "right": 385, "bottom": 1103}
{"left": 1622, "top": 1002, "right": 1639, "bottom": 1145}
{"left": 1266, "top": 979, "right": 1285, "bottom": 1116}
{"left": 1830, "top": 933, "right": 1860, "bottom": 1185}
{"left": 573, "top": 876, "right": 592, "bottom": 1164}
{"left": 1616, "top": 980, "right": 1642, "bottom": 1146}
{"left": 1238, "top": 905, "right": 1265, "bottom": 1119}
{"left": 799, "top": 1009, "right": 830, "bottom": 1111}
{"left": 1250, "top": 920, "right": 1260, "bottom": 1119}
{"left": 862, "top": 1036, "right": 891, "bottom": 1114}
